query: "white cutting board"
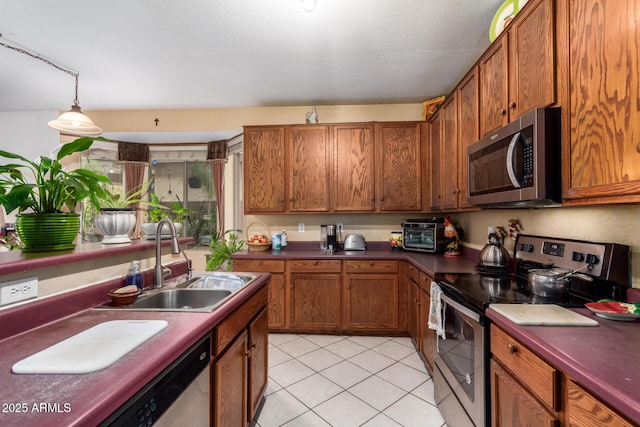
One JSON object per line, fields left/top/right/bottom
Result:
{"left": 490, "top": 304, "right": 598, "bottom": 326}
{"left": 12, "top": 320, "right": 168, "bottom": 374}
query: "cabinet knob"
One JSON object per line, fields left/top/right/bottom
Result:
{"left": 509, "top": 102, "right": 516, "bottom": 110}
{"left": 636, "top": 142, "right": 640, "bottom": 153}
{"left": 369, "top": 261, "right": 374, "bottom": 266}
{"left": 508, "top": 344, "right": 517, "bottom": 354}
{"left": 499, "top": 109, "right": 507, "bottom": 116}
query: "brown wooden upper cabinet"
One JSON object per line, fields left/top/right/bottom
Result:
{"left": 244, "top": 122, "right": 424, "bottom": 213}
{"left": 332, "top": 123, "right": 376, "bottom": 212}
{"left": 287, "top": 125, "right": 331, "bottom": 212}
{"left": 243, "top": 126, "right": 286, "bottom": 213}
{"left": 565, "top": 0, "right": 640, "bottom": 204}
{"left": 374, "top": 122, "right": 423, "bottom": 211}
{"left": 479, "top": 0, "right": 556, "bottom": 137}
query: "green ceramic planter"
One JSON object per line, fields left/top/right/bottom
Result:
{"left": 16, "top": 213, "right": 81, "bottom": 252}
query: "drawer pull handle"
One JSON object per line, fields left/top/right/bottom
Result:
{"left": 508, "top": 344, "right": 517, "bottom": 354}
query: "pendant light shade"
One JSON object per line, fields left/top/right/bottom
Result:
{"left": 1, "top": 36, "right": 102, "bottom": 137}
{"left": 48, "top": 105, "right": 102, "bottom": 136}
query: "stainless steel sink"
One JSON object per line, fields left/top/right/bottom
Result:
{"left": 126, "top": 289, "right": 233, "bottom": 311}
{"left": 94, "top": 272, "right": 259, "bottom": 312}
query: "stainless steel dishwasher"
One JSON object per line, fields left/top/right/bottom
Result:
{"left": 99, "top": 335, "right": 210, "bottom": 426}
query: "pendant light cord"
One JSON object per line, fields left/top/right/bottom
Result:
{"left": 1, "top": 37, "right": 80, "bottom": 106}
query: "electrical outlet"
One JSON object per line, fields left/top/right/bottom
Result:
{"left": 298, "top": 223, "right": 305, "bottom": 232}
{"left": 0, "top": 276, "right": 38, "bottom": 306}
{"left": 337, "top": 223, "right": 343, "bottom": 234}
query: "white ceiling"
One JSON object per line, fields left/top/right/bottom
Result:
{"left": 1, "top": 0, "right": 503, "bottom": 111}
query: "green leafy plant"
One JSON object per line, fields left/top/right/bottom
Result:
{"left": 170, "top": 195, "right": 195, "bottom": 222}
{"left": 0, "top": 137, "right": 111, "bottom": 214}
{"left": 98, "top": 180, "right": 166, "bottom": 210}
{"left": 205, "top": 229, "right": 244, "bottom": 271}
{"left": 147, "top": 192, "right": 169, "bottom": 222}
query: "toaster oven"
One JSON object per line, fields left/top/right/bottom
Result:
{"left": 401, "top": 219, "right": 447, "bottom": 253}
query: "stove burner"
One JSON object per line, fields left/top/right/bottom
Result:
{"left": 475, "top": 264, "right": 510, "bottom": 276}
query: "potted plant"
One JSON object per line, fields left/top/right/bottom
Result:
{"left": 94, "top": 180, "right": 166, "bottom": 244}
{"left": 141, "top": 194, "right": 194, "bottom": 239}
{"left": 0, "top": 137, "right": 111, "bottom": 252}
{"left": 205, "top": 229, "right": 244, "bottom": 271}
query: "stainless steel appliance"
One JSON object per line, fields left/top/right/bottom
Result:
{"left": 401, "top": 218, "right": 446, "bottom": 253}
{"left": 433, "top": 234, "right": 630, "bottom": 427}
{"left": 468, "top": 108, "right": 560, "bottom": 207}
{"left": 326, "top": 224, "right": 338, "bottom": 253}
{"left": 343, "top": 234, "right": 366, "bottom": 251}
{"left": 99, "top": 335, "right": 211, "bottom": 426}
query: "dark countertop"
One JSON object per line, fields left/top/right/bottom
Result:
{"left": 0, "top": 238, "right": 194, "bottom": 276}
{"left": 0, "top": 272, "right": 270, "bottom": 427}
{"left": 232, "top": 241, "right": 480, "bottom": 277}
{"left": 487, "top": 308, "right": 640, "bottom": 425}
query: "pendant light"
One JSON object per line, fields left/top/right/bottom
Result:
{"left": 0, "top": 36, "right": 102, "bottom": 137}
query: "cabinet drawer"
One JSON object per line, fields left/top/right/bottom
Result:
{"left": 490, "top": 324, "right": 559, "bottom": 411}
{"left": 234, "top": 259, "right": 285, "bottom": 273}
{"left": 419, "top": 272, "right": 433, "bottom": 293}
{"left": 406, "top": 263, "right": 420, "bottom": 283}
{"left": 345, "top": 260, "right": 398, "bottom": 273}
{"left": 214, "top": 286, "right": 268, "bottom": 357}
{"left": 567, "top": 379, "right": 633, "bottom": 427}
{"left": 288, "top": 259, "right": 342, "bottom": 273}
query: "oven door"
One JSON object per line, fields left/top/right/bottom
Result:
{"left": 402, "top": 227, "right": 436, "bottom": 252}
{"left": 434, "top": 293, "right": 487, "bottom": 427}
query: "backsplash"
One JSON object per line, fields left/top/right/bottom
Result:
{"left": 246, "top": 204, "right": 640, "bottom": 288}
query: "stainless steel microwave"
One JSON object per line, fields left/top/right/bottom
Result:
{"left": 467, "top": 108, "right": 561, "bottom": 207}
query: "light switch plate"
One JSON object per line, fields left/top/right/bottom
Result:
{"left": 298, "top": 223, "right": 305, "bottom": 232}
{"left": 0, "top": 277, "right": 38, "bottom": 306}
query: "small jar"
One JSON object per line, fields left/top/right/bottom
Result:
{"left": 390, "top": 231, "right": 403, "bottom": 250}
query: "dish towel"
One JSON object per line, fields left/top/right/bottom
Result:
{"left": 428, "top": 281, "right": 446, "bottom": 340}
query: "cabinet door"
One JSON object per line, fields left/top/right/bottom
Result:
{"left": 428, "top": 111, "right": 443, "bottom": 211}
{"left": 333, "top": 124, "right": 376, "bottom": 211}
{"left": 232, "top": 260, "right": 286, "bottom": 329}
{"left": 407, "top": 278, "right": 420, "bottom": 350}
{"left": 567, "top": 0, "right": 640, "bottom": 203}
{"left": 375, "top": 122, "right": 423, "bottom": 211}
{"left": 289, "top": 273, "right": 342, "bottom": 330}
{"left": 418, "top": 272, "right": 435, "bottom": 373}
{"left": 441, "top": 95, "right": 459, "bottom": 211}
{"left": 247, "top": 308, "right": 268, "bottom": 424}
{"left": 213, "top": 330, "right": 248, "bottom": 427}
{"left": 344, "top": 274, "right": 399, "bottom": 330}
{"left": 508, "top": 0, "right": 556, "bottom": 118}
{"left": 480, "top": 36, "right": 509, "bottom": 136}
{"left": 287, "top": 125, "right": 331, "bottom": 212}
{"left": 243, "top": 126, "right": 286, "bottom": 213}
{"left": 566, "top": 380, "right": 634, "bottom": 427}
{"left": 457, "top": 67, "right": 479, "bottom": 210}
{"left": 490, "top": 359, "right": 558, "bottom": 427}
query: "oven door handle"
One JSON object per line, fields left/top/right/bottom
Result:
{"left": 440, "top": 292, "right": 481, "bottom": 323}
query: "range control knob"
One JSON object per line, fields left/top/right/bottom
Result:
{"left": 572, "top": 251, "right": 585, "bottom": 262}
{"left": 585, "top": 254, "right": 600, "bottom": 265}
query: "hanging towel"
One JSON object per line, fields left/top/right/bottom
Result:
{"left": 428, "top": 281, "right": 446, "bottom": 339}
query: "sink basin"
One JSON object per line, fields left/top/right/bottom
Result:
{"left": 126, "top": 289, "right": 233, "bottom": 311}
{"left": 176, "top": 273, "right": 257, "bottom": 291}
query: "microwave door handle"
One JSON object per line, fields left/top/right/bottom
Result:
{"left": 506, "top": 133, "right": 522, "bottom": 188}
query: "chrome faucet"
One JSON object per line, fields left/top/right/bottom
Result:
{"left": 153, "top": 218, "right": 181, "bottom": 288}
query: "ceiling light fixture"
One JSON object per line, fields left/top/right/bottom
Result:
{"left": 0, "top": 35, "right": 102, "bottom": 136}
{"left": 302, "top": 0, "right": 317, "bottom": 12}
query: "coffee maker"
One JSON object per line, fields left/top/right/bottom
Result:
{"left": 326, "top": 224, "right": 337, "bottom": 253}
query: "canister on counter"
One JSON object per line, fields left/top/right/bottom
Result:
{"left": 272, "top": 233, "right": 281, "bottom": 250}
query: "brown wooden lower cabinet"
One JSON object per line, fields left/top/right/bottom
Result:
{"left": 491, "top": 324, "right": 635, "bottom": 427}
{"left": 213, "top": 330, "right": 248, "bottom": 427}
{"left": 233, "top": 260, "right": 286, "bottom": 329}
{"left": 212, "top": 286, "right": 268, "bottom": 427}
{"left": 566, "top": 380, "right": 634, "bottom": 427}
{"left": 290, "top": 272, "right": 342, "bottom": 330}
{"left": 490, "top": 358, "right": 558, "bottom": 427}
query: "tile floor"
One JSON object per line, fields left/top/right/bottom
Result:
{"left": 255, "top": 334, "right": 447, "bottom": 427}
